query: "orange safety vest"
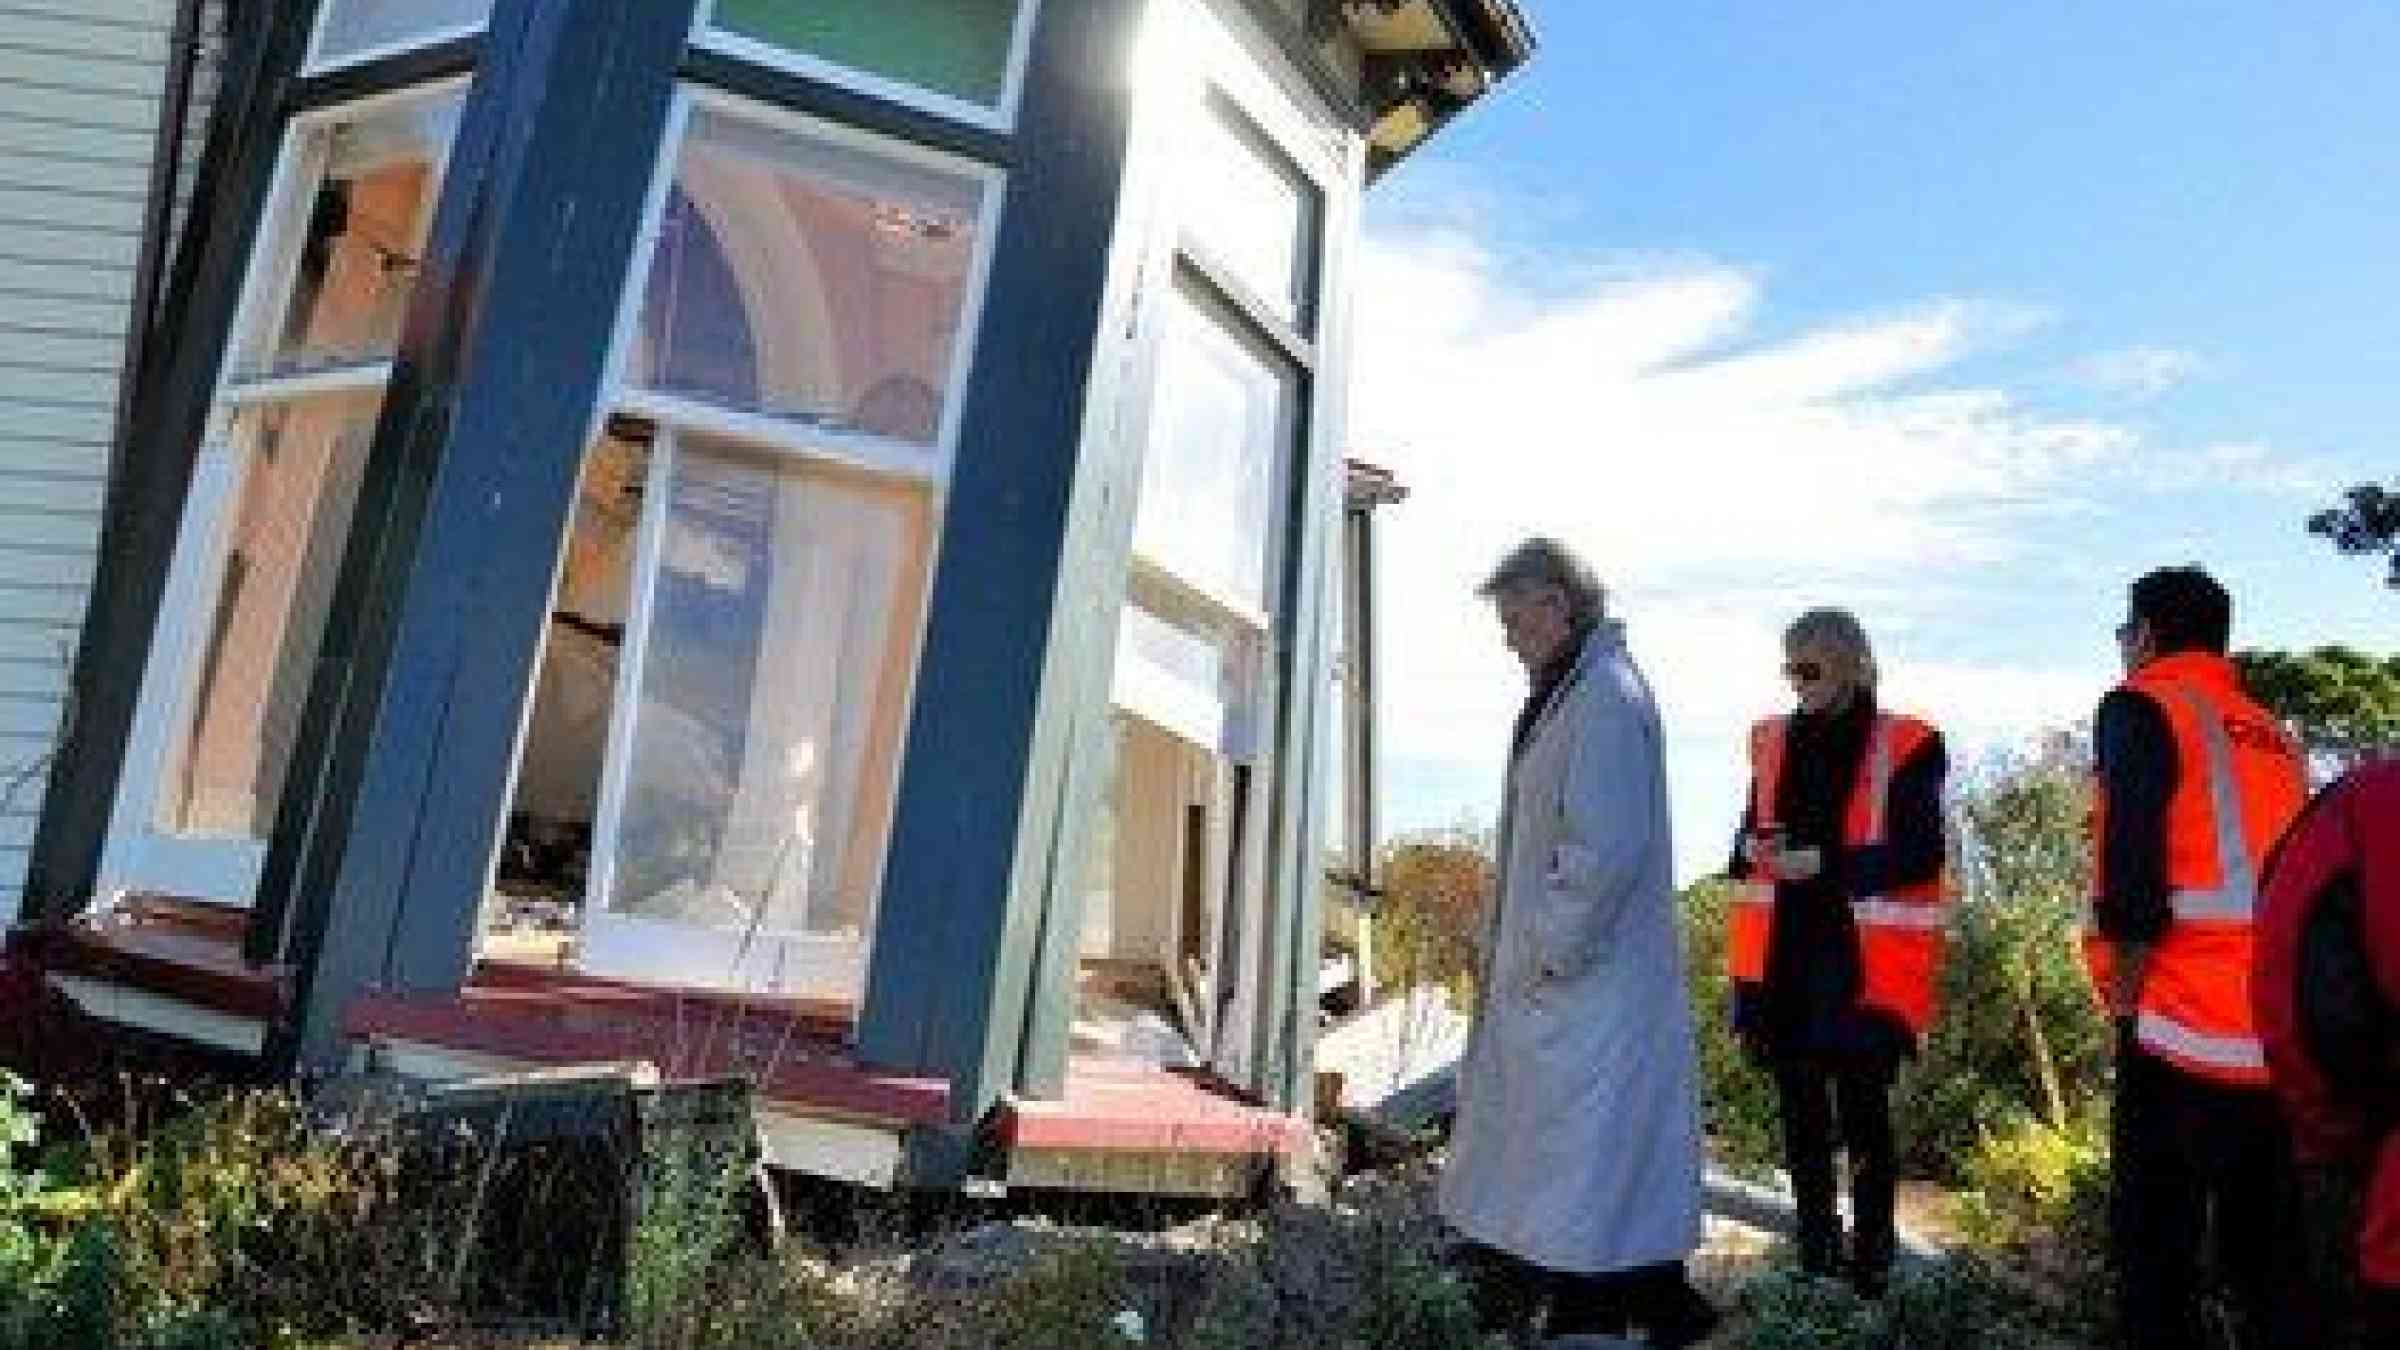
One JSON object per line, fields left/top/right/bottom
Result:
{"left": 2083, "top": 652, "right": 2306, "bottom": 1087}
{"left": 1725, "top": 712, "right": 1951, "bottom": 1037}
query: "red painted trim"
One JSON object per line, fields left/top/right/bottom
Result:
{"left": 10, "top": 896, "right": 288, "bottom": 1023}
{"left": 344, "top": 971, "right": 949, "bottom": 1127}
{"left": 996, "top": 1065, "right": 1310, "bottom": 1156}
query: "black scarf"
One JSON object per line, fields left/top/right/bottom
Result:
{"left": 1759, "top": 688, "right": 1876, "bottom": 1040}
{"left": 1776, "top": 688, "right": 1876, "bottom": 854}
{"left": 1510, "top": 622, "right": 1594, "bottom": 760}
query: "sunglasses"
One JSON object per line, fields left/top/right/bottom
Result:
{"left": 1782, "top": 660, "right": 1826, "bottom": 683}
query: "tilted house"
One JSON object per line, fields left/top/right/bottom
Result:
{"left": 3, "top": 0, "right": 1529, "bottom": 1195}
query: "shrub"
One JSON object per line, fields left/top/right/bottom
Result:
{"left": 1733, "top": 1258, "right": 2080, "bottom": 1349}
{"left": 1943, "top": 1113, "right": 2114, "bottom": 1345}
{"left": 1897, "top": 738, "right": 2112, "bottom": 1182}
{"left": 1678, "top": 877, "right": 1782, "bottom": 1177}
{"left": 1731, "top": 1270, "right": 1881, "bottom": 1349}
{"left": 1373, "top": 835, "right": 1493, "bottom": 1005}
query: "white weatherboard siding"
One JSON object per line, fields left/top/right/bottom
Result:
{"left": 0, "top": 0, "right": 194, "bottom": 923}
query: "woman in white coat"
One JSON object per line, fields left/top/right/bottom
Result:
{"left": 1439, "top": 537, "right": 1715, "bottom": 1348}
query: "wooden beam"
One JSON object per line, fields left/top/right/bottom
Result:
{"left": 261, "top": 0, "right": 692, "bottom": 1070}
{"left": 852, "top": 0, "right": 1148, "bottom": 1123}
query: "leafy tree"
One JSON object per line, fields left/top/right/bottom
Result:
{"left": 1371, "top": 834, "right": 1492, "bottom": 1002}
{"left": 1897, "top": 732, "right": 2111, "bottom": 1177}
{"left": 2309, "top": 480, "right": 2400, "bottom": 588}
{"left": 2234, "top": 645, "right": 2400, "bottom": 771}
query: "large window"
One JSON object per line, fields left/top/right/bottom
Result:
{"left": 499, "top": 92, "right": 1001, "bottom": 1002}
{"left": 100, "top": 86, "right": 463, "bottom": 908}
{"left": 698, "top": 0, "right": 1040, "bottom": 126}
{"left": 629, "top": 107, "right": 986, "bottom": 452}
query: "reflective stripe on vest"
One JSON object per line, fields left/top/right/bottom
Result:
{"left": 2135, "top": 1009, "right": 2268, "bottom": 1077}
{"left": 2162, "top": 683, "right": 2259, "bottom": 924}
{"left": 1853, "top": 899, "right": 1950, "bottom": 930}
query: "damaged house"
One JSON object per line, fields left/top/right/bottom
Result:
{"left": 0, "top": 0, "right": 1529, "bottom": 1196}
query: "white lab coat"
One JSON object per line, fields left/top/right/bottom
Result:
{"left": 1438, "top": 622, "right": 1704, "bottom": 1274}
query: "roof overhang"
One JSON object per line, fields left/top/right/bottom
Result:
{"left": 1237, "top": 1, "right": 1536, "bottom": 181}
{"left": 1344, "top": 0, "right": 1537, "bottom": 177}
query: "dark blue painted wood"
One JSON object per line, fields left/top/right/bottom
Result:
{"left": 853, "top": 0, "right": 1147, "bottom": 1122}
{"left": 264, "top": 0, "right": 692, "bottom": 1068}
{"left": 22, "top": 0, "right": 323, "bottom": 927}
{"left": 288, "top": 33, "right": 485, "bottom": 110}
{"left": 680, "top": 46, "right": 1012, "bottom": 168}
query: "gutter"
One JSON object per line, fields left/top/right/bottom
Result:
{"left": 1429, "top": 0, "right": 1537, "bottom": 77}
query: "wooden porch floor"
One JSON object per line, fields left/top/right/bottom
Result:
{"left": 348, "top": 960, "right": 1311, "bottom": 1190}
{"left": 9, "top": 902, "right": 1308, "bottom": 1194}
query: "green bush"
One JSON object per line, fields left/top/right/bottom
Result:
{"left": 1896, "top": 738, "right": 2112, "bottom": 1184}
{"left": 1678, "top": 877, "right": 1782, "bottom": 1177}
{"left": 1734, "top": 1257, "right": 2079, "bottom": 1349}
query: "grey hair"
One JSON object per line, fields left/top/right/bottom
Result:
{"left": 1784, "top": 607, "right": 1879, "bottom": 690}
{"left": 1477, "top": 536, "right": 1608, "bottom": 627}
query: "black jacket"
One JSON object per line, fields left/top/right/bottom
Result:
{"left": 1727, "top": 693, "right": 1948, "bottom": 1064}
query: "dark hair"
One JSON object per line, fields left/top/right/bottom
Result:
{"left": 1477, "top": 536, "right": 1608, "bottom": 627}
{"left": 2127, "top": 565, "right": 2232, "bottom": 655}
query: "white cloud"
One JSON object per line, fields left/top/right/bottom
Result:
{"left": 2073, "top": 345, "right": 2205, "bottom": 398}
{"left": 1349, "top": 226, "right": 2132, "bottom": 880}
{"left": 2114, "top": 440, "right": 2345, "bottom": 498}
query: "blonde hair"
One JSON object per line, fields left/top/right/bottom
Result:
{"left": 1784, "top": 607, "right": 1878, "bottom": 691}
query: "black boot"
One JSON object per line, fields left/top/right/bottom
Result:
{"left": 1847, "top": 1229, "right": 1895, "bottom": 1299}
{"left": 1454, "top": 1241, "right": 1546, "bottom": 1337}
{"left": 1633, "top": 1264, "right": 1722, "bottom": 1349}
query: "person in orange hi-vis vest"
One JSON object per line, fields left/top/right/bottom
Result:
{"left": 1726, "top": 607, "right": 1950, "bottom": 1297}
{"left": 2085, "top": 565, "right": 2316, "bottom": 1350}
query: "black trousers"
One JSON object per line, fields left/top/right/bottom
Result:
{"left": 1456, "top": 1243, "right": 1714, "bottom": 1341}
{"left": 1772, "top": 1056, "right": 1897, "bottom": 1279}
{"left": 2111, "top": 1036, "right": 2322, "bottom": 1350}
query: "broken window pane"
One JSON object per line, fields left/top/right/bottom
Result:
{"left": 603, "top": 434, "right": 930, "bottom": 984}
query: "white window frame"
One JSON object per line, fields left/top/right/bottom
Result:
{"left": 689, "top": 0, "right": 1045, "bottom": 135}
{"left": 302, "top": 0, "right": 494, "bottom": 78}
{"left": 1099, "top": 0, "right": 1356, "bottom": 1085}
{"left": 499, "top": 84, "right": 1004, "bottom": 1000}
{"left": 96, "top": 81, "right": 467, "bottom": 912}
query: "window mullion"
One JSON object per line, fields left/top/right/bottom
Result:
{"left": 583, "top": 426, "right": 677, "bottom": 926}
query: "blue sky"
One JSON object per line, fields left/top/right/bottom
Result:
{"left": 1347, "top": 1, "right": 2400, "bottom": 881}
